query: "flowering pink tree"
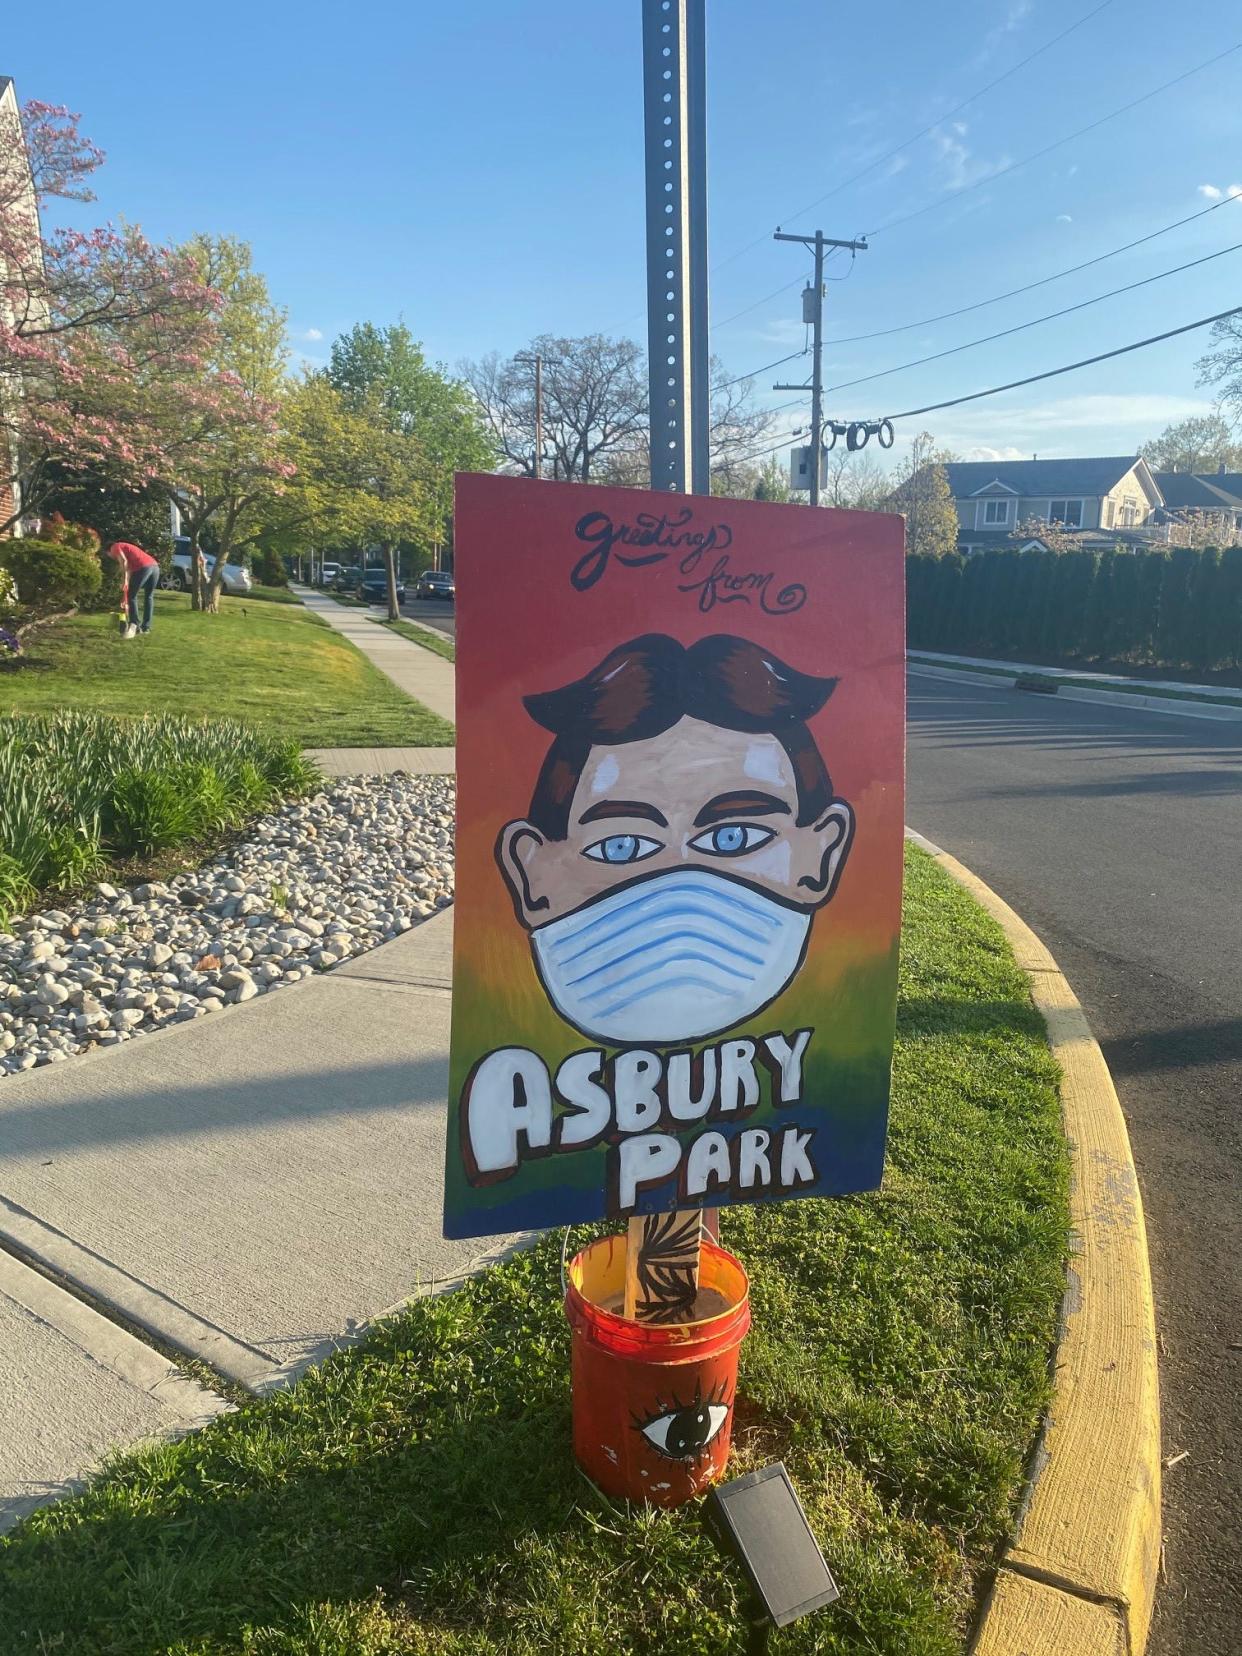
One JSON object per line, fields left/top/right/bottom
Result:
{"left": 0, "top": 96, "right": 217, "bottom": 532}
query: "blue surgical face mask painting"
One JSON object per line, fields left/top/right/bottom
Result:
{"left": 531, "top": 866, "right": 813, "bottom": 1045}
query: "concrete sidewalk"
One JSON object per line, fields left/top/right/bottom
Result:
{"left": 0, "top": 910, "right": 526, "bottom": 1524}
{"left": 293, "top": 586, "right": 455, "bottom": 725}
{"left": 306, "top": 746, "right": 455, "bottom": 777}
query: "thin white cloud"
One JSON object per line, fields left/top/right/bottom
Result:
{"left": 931, "top": 123, "right": 1008, "bottom": 193}
{"left": 972, "top": 0, "right": 1032, "bottom": 67}
{"left": 1231, "top": 185, "right": 1242, "bottom": 199}
{"left": 303, "top": 327, "right": 324, "bottom": 341}
{"left": 1199, "top": 184, "right": 1223, "bottom": 199}
{"left": 937, "top": 393, "right": 1216, "bottom": 453}
{"left": 1056, "top": 213, "right": 1073, "bottom": 223}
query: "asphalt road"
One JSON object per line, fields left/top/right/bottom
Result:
{"left": 400, "top": 597, "right": 456, "bottom": 636}
{"left": 906, "top": 672, "right": 1242, "bottom": 1656}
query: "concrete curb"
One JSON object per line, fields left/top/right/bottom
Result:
{"left": 907, "top": 660, "right": 1242, "bottom": 722}
{"left": 905, "top": 831, "right": 1161, "bottom": 1656}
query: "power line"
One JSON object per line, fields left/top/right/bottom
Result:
{"left": 824, "top": 239, "right": 1242, "bottom": 397}
{"left": 825, "top": 194, "right": 1242, "bottom": 345}
{"left": 717, "top": 346, "right": 808, "bottom": 391}
{"left": 866, "top": 43, "right": 1241, "bottom": 239}
{"left": 881, "top": 305, "right": 1242, "bottom": 422}
{"left": 710, "top": 0, "right": 1116, "bottom": 278}
{"left": 780, "top": 0, "right": 1116, "bottom": 238}
{"left": 708, "top": 43, "right": 1236, "bottom": 357}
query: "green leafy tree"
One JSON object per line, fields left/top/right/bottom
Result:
{"left": 329, "top": 322, "right": 493, "bottom": 585}
{"left": 1083, "top": 548, "right": 1115, "bottom": 659}
{"left": 889, "top": 432, "right": 959, "bottom": 558}
{"left": 1142, "top": 413, "right": 1242, "bottom": 474}
{"left": 752, "top": 456, "right": 792, "bottom": 503}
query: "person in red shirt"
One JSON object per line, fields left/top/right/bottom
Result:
{"left": 107, "top": 541, "right": 160, "bottom": 637}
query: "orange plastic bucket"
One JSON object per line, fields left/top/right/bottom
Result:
{"left": 564, "top": 1233, "right": 750, "bottom": 1507}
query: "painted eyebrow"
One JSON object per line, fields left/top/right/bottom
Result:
{"left": 578, "top": 799, "right": 670, "bottom": 827}
{"left": 693, "top": 791, "right": 791, "bottom": 827}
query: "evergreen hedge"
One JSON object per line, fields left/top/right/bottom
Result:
{"left": 907, "top": 544, "right": 1242, "bottom": 672}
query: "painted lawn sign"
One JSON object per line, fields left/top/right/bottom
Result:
{"left": 443, "top": 473, "right": 905, "bottom": 1243}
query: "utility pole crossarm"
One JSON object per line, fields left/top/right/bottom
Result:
{"left": 772, "top": 232, "right": 869, "bottom": 252}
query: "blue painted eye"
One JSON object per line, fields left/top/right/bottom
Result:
{"left": 687, "top": 823, "right": 776, "bottom": 858}
{"left": 583, "top": 833, "right": 662, "bottom": 865}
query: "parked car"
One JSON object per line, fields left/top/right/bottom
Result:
{"left": 333, "top": 566, "right": 363, "bottom": 593}
{"left": 318, "top": 561, "right": 342, "bottom": 587}
{"left": 163, "top": 539, "right": 252, "bottom": 596}
{"left": 359, "top": 568, "right": 407, "bottom": 605}
{"left": 416, "top": 569, "right": 455, "bottom": 601}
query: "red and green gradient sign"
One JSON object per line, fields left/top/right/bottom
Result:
{"left": 443, "top": 474, "right": 905, "bottom": 1241}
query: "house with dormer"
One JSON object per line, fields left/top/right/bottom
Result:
{"left": 945, "top": 457, "right": 1163, "bottom": 555}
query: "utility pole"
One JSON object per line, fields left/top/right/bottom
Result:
{"left": 514, "top": 353, "right": 544, "bottom": 478}
{"left": 773, "top": 229, "right": 867, "bottom": 506}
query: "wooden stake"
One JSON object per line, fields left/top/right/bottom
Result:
{"left": 624, "top": 1210, "right": 703, "bottom": 1323}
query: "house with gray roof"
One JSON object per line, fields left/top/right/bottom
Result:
{"left": 945, "top": 456, "right": 1162, "bottom": 555}
{"left": 1153, "top": 469, "right": 1242, "bottom": 539}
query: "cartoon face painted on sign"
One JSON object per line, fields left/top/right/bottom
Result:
{"left": 497, "top": 633, "right": 854, "bottom": 1046}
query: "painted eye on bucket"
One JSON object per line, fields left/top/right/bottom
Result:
{"left": 583, "top": 833, "right": 663, "bottom": 865}
{"left": 635, "top": 1392, "right": 730, "bottom": 1461}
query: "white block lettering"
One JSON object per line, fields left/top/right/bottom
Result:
{"left": 614, "top": 1050, "right": 663, "bottom": 1133}
{"left": 617, "top": 1133, "right": 681, "bottom": 1209}
{"left": 464, "top": 1049, "right": 552, "bottom": 1176}
{"left": 763, "top": 1029, "right": 812, "bottom": 1103}
{"left": 555, "top": 1049, "right": 610, "bottom": 1147}
{"left": 737, "top": 1128, "right": 772, "bottom": 1190}
{"left": 666, "top": 1048, "right": 717, "bottom": 1122}
{"left": 718, "top": 1040, "right": 759, "bottom": 1113}
{"left": 684, "top": 1131, "right": 732, "bottom": 1198}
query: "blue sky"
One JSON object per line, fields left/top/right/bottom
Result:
{"left": 6, "top": 0, "right": 1241, "bottom": 466}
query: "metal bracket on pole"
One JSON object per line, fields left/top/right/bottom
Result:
{"left": 643, "top": 0, "right": 710, "bottom": 496}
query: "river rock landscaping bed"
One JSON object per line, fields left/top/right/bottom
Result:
{"left": 0, "top": 773, "right": 454, "bottom": 1077}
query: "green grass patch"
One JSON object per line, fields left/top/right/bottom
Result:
{"left": 0, "top": 847, "right": 1068, "bottom": 1654}
{"left": 372, "top": 616, "right": 456, "bottom": 662}
{"left": 242, "top": 585, "right": 302, "bottom": 606}
{"left": 1, "top": 593, "right": 454, "bottom": 747}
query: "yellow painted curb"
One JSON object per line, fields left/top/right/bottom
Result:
{"left": 905, "top": 834, "right": 1162, "bottom": 1656}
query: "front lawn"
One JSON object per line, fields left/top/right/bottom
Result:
{"left": 0, "top": 847, "right": 1069, "bottom": 1654}
{"left": 1, "top": 594, "right": 454, "bottom": 748}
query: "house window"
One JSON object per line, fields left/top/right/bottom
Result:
{"left": 1105, "top": 500, "right": 1114, "bottom": 528}
{"left": 981, "top": 498, "right": 1011, "bottom": 526}
{"left": 1048, "top": 499, "right": 1083, "bottom": 527}
{"left": 1119, "top": 497, "right": 1139, "bottom": 528}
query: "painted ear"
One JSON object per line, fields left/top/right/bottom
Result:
{"left": 796, "top": 800, "right": 855, "bottom": 904}
{"left": 496, "top": 820, "right": 552, "bottom": 928}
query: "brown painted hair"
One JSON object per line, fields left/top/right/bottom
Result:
{"left": 524, "top": 633, "right": 837, "bottom": 839}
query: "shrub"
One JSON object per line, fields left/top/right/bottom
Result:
{"left": 0, "top": 852, "right": 35, "bottom": 932}
{"left": 0, "top": 538, "right": 102, "bottom": 614}
{"left": 0, "top": 712, "right": 322, "bottom": 918}
{"left": 107, "top": 768, "right": 193, "bottom": 856}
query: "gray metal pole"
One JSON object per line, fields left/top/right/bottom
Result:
{"left": 810, "top": 232, "right": 824, "bottom": 508}
{"left": 643, "top": 0, "right": 709, "bottom": 496}
{"left": 534, "top": 354, "right": 543, "bottom": 480}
